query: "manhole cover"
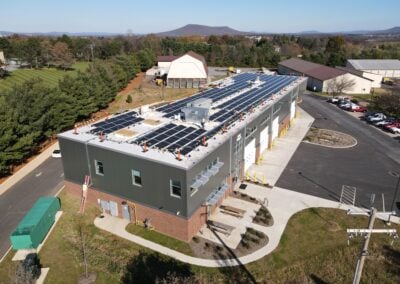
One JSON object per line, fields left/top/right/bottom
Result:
{"left": 239, "top": 183, "right": 247, "bottom": 190}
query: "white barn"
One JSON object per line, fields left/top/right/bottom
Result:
{"left": 157, "top": 51, "right": 208, "bottom": 88}
{"left": 346, "top": 59, "right": 400, "bottom": 78}
{"left": 278, "top": 58, "right": 373, "bottom": 94}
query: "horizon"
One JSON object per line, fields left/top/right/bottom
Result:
{"left": 1, "top": 0, "right": 399, "bottom": 34}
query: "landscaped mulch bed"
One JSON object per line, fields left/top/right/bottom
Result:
{"left": 303, "top": 127, "right": 357, "bottom": 148}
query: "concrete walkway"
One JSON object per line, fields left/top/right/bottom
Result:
{"left": 0, "top": 142, "right": 59, "bottom": 196}
{"left": 96, "top": 185, "right": 395, "bottom": 268}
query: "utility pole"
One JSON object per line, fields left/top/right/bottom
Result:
{"left": 347, "top": 208, "right": 398, "bottom": 284}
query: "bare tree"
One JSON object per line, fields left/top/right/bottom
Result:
{"left": 51, "top": 42, "right": 74, "bottom": 70}
{"left": 65, "top": 215, "right": 95, "bottom": 279}
{"left": 326, "top": 75, "right": 356, "bottom": 96}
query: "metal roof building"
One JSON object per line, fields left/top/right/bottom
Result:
{"left": 346, "top": 59, "right": 400, "bottom": 78}
{"left": 278, "top": 58, "right": 373, "bottom": 94}
{"left": 58, "top": 72, "right": 306, "bottom": 241}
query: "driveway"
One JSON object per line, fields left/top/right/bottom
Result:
{"left": 276, "top": 94, "right": 400, "bottom": 213}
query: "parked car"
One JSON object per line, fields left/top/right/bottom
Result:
{"left": 350, "top": 105, "right": 367, "bottom": 112}
{"left": 328, "top": 97, "right": 340, "bottom": 103}
{"left": 366, "top": 113, "right": 386, "bottom": 123}
{"left": 52, "top": 149, "right": 62, "bottom": 158}
{"left": 373, "top": 117, "right": 398, "bottom": 127}
{"left": 384, "top": 122, "right": 400, "bottom": 134}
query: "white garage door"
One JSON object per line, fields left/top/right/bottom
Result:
{"left": 260, "top": 126, "right": 269, "bottom": 154}
{"left": 290, "top": 101, "right": 296, "bottom": 120}
{"left": 272, "top": 117, "right": 279, "bottom": 141}
{"left": 244, "top": 139, "right": 256, "bottom": 172}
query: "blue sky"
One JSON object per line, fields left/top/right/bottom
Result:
{"left": 1, "top": 0, "right": 399, "bottom": 33}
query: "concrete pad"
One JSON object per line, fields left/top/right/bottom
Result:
{"left": 36, "top": 268, "right": 50, "bottom": 284}
{"left": 12, "top": 211, "right": 63, "bottom": 261}
{"left": 247, "top": 107, "right": 314, "bottom": 186}
{"left": 197, "top": 197, "right": 260, "bottom": 249}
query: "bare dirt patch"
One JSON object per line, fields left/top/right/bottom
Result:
{"left": 303, "top": 127, "right": 357, "bottom": 148}
{"left": 106, "top": 73, "right": 197, "bottom": 114}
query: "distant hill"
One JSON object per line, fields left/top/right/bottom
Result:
{"left": 156, "top": 24, "right": 249, "bottom": 37}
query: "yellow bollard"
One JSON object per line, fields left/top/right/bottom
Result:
{"left": 262, "top": 173, "right": 266, "bottom": 185}
{"left": 253, "top": 172, "right": 257, "bottom": 183}
{"left": 246, "top": 171, "right": 250, "bottom": 181}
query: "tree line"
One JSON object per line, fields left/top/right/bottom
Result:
{"left": 0, "top": 54, "right": 139, "bottom": 176}
{"left": 1, "top": 34, "right": 399, "bottom": 71}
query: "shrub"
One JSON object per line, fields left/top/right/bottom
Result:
{"left": 192, "top": 236, "right": 200, "bottom": 243}
{"left": 126, "top": 94, "right": 132, "bottom": 103}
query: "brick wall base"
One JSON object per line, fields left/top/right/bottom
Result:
{"left": 64, "top": 180, "right": 231, "bottom": 242}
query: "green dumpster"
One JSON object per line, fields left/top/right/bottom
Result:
{"left": 10, "top": 196, "right": 60, "bottom": 250}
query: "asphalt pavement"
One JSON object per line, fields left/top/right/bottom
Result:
{"left": 276, "top": 94, "right": 400, "bottom": 212}
{"left": 0, "top": 157, "right": 63, "bottom": 258}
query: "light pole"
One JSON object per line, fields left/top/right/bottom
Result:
{"left": 389, "top": 171, "right": 400, "bottom": 213}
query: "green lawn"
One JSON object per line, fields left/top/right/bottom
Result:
{"left": 126, "top": 224, "right": 194, "bottom": 256}
{"left": 0, "top": 192, "right": 399, "bottom": 283}
{"left": 0, "top": 62, "right": 89, "bottom": 92}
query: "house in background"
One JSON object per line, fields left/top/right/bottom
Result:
{"left": 346, "top": 59, "right": 400, "bottom": 78}
{"left": 278, "top": 58, "right": 373, "bottom": 94}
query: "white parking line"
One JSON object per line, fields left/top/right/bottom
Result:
{"left": 35, "top": 172, "right": 42, "bottom": 177}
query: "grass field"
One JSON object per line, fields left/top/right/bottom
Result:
{"left": 1, "top": 192, "right": 399, "bottom": 283}
{"left": 0, "top": 62, "right": 89, "bottom": 92}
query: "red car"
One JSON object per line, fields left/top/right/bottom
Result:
{"left": 351, "top": 105, "right": 367, "bottom": 112}
{"left": 383, "top": 122, "right": 400, "bottom": 132}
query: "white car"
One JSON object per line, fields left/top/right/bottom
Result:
{"left": 366, "top": 113, "right": 386, "bottom": 122}
{"left": 52, "top": 149, "right": 62, "bottom": 158}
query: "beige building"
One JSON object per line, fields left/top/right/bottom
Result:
{"left": 346, "top": 59, "right": 400, "bottom": 78}
{"left": 336, "top": 66, "right": 382, "bottom": 88}
{"left": 278, "top": 58, "right": 372, "bottom": 94}
{"left": 157, "top": 51, "right": 208, "bottom": 88}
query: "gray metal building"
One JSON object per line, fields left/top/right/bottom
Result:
{"left": 59, "top": 73, "right": 306, "bottom": 241}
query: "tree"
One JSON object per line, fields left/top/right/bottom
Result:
{"left": 15, "top": 253, "right": 41, "bottom": 284}
{"left": 126, "top": 94, "right": 132, "bottom": 103}
{"left": 326, "top": 75, "right": 356, "bottom": 95}
{"left": 370, "top": 91, "right": 400, "bottom": 118}
{"left": 65, "top": 215, "right": 95, "bottom": 279}
{"left": 51, "top": 42, "right": 74, "bottom": 70}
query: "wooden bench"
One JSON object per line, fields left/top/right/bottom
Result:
{"left": 220, "top": 205, "right": 246, "bottom": 218}
{"left": 207, "top": 220, "right": 234, "bottom": 236}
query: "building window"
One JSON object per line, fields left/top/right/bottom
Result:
{"left": 95, "top": 160, "right": 104, "bottom": 176}
{"left": 190, "top": 186, "right": 198, "bottom": 196}
{"left": 246, "top": 126, "right": 257, "bottom": 137}
{"left": 261, "top": 115, "right": 270, "bottom": 126}
{"left": 170, "top": 180, "right": 182, "bottom": 198}
{"left": 132, "top": 169, "right": 142, "bottom": 186}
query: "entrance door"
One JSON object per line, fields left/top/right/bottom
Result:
{"left": 272, "top": 117, "right": 279, "bottom": 141}
{"left": 244, "top": 139, "right": 256, "bottom": 172}
{"left": 109, "top": 201, "right": 119, "bottom": 217}
{"left": 260, "top": 126, "right": 269, "bottom": 154}
{"left": 122, "top": 204, "right": 130, "bottom": 220}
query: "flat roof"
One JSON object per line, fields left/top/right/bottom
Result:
{"left": 59, "top": 72, "right": 305, "bottom": 170}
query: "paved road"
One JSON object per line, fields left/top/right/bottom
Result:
{"left": 0, "top": 157, "right": 63, "bottom": 258}
{"left": 277, "top": 94, "right": 400, "bottom": 212}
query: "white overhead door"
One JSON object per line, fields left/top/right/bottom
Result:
{"left": 272, "top": 117, "right": 279, "bottom": 141}
{"left": 290, "top": 101, "right": 296, "bottom": 120}
{"left": 244, "top": 139, "right": 256, "bottom": 172}
{"left": 260, "top": 126, "right": 269, "bottom": 154}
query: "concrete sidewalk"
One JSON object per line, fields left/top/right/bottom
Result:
{"left": 247, "top": 107, "right": 314, "bottom": 186}
{"left": 0, "top": 142, "right": 59, "bottom": 196}
{"left": 95, "top": 185, "right": 397, "bottom": 268}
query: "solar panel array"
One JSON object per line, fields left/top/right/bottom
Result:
{"left": 210, "top": 76, "right": 297, "bottom": 122}
{"left": 157, "top": 73, "right": 258, "bottom": 118}
{"left": 131, "top": 74, "right": 298, "bottom": 156}
{"left": 90, "top": 111, "right": 143, "bottom": 135}
{"left": 133, "top": 123, "right": 206, "bottom": 153}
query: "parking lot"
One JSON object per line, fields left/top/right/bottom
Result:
{"left": 276, "top": 94, "right": 400, "bottom": 213}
